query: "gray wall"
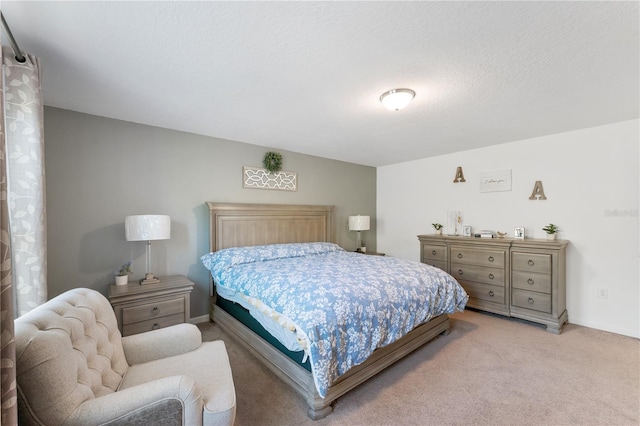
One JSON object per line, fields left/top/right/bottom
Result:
{"left": 44, "top": 107, "right": 377, "bottom": 318}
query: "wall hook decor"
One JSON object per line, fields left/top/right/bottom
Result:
{"left": 529, "top": 180, "right": 547, "bottom": 200}
{"left": 453, "top": 166, "right": 466, "bottom": 183}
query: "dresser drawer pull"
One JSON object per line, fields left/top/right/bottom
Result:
{"left": 528, "top": 259, "right": 534, "bottom": 266}
{"left": 527, "top": 278, "right": 534, "bottom": 285}
{"left": 457, "top": 253, "right": 463, "bottom": 259}
{"left": 488, "top": 290, "right": 494, "bottom": 297}
{"left": 458, "top": 269, "right": 463, "bottom": 275}
{"left": 432, "top": 250, "right": 437, "bottom": 256}
{"left": 488, "top": 273, "right": 494, "bottom": 279}
{"left": 528, "top": 297, "right": 535, "bottom": 304}
{"left": 151, "top": 306, "right": 159, "bottom": 315}
{"left": 488, "top": 256, "right": 494, "bottom": 262}
{"left": 152, "top": 322, "right": 160, "bottom": 330}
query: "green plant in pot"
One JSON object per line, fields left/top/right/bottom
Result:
{"left": 115, "top": 262, "right": 131, "bottom": 285}
{"left": 432, "top": 223, "right": 443, "bottom": 235}
{"left": 542, "top": 223, "right": 558, "bottom": 240}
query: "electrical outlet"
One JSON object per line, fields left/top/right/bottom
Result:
{"left": 597, "top": 288, "right": 609, "bottom": 299}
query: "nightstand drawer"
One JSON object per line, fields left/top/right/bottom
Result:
{"left": 123, "top": 313, "right": 185, "bottom": 336}
{"left": 422, "top": 244, "right": 446, "bottom": 262}
{"left": 451, "top": 262, "right": 504, "bottom": 286}
{"left": 512, "top": 270, "right": 551, "bottom": 294}
{"left": 450, "top": 247, "right": 505, "bottom": 268}
{"left": 512, "top": 253, "right": 551, "bottom": 274}
{"left": 512, "top": 289, "right": 551, "bottom": 313}
{"left": 460, "top": 280, "right": 505, "bottom": 304}
{"left": 122, "top": 298, "right": 184, "bottom": 325}
{"left": 109, "top": 275, "right": 194, "bottom": 336}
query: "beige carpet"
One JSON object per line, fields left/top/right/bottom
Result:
{"left": 198, "top": 310, "right": 639, "bottom": 426}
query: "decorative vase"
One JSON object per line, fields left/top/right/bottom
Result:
{"left": 435, "top": 229, "right": 442, "bottom": 235}
{"left": 115, "top": 275, "right": 129, "bottom": 286}
{"left": 547, "top": 233, "right": 557, "bottom": 241}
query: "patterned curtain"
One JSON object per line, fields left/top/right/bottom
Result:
{"left": 3, "top": 48, "right": 46, "bottom": 315}
{"left": 0, "top": 44, "right": 18, "bottom": 426}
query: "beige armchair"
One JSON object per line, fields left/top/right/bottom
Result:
{"left": 15, "top": 288, "right": 236, "bottom": 425}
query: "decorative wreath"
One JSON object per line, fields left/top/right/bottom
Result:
{"left": 263, "top": 151, "right": 283, "bottom": 173}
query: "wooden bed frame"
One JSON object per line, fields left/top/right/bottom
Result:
{"left": 207, "top": 202, "right": 451, "bottom": 420}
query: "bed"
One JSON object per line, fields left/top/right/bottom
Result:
{"left": 203, "top": 202, "right": 467, "bottom": 419}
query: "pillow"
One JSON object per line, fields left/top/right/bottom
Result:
{"left": 201, "top": 242, "right": 344, "bottom": 275}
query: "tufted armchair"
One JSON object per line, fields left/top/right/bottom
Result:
{"left": 15, "top": 288, "right": 236, "bottom": 425}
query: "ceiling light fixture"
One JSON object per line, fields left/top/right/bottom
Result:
{"left": 379, "top": 88, "right": 415, "bottom": 111}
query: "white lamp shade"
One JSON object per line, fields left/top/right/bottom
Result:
{"left": 380, "top": 88, "right": 415, "bottom": 111}
{"left": 348, "top": 215, "right": 370, "bottom": 231}
{"left": 125, "top": 215, "right": 171, "bottom": 241}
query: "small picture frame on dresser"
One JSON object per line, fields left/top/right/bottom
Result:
{"left": 463, "top": 225, "right": 472, "bottom": 237}
{"left": 514, "top": 227, "right": 525, "bottom": 239}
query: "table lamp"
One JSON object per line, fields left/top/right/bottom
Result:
{"left": 125, "top": 214, "right": 171, "bottom": 285}
{"left": 348, "top": 215, "right": 370, "bottom": 252}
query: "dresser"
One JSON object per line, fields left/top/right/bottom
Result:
{"left": 418, "top": 235, "right": 568, "bottom": 334}
{"left": 108, "top": 275, "right": 194, "bottom": 336}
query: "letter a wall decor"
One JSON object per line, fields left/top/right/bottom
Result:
{"left": 529, "top": 180, "right": 547, "bottom": 200}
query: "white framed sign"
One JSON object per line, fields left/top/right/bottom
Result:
{"left": 479, "top": 170, "right": 512, "bottom": 193}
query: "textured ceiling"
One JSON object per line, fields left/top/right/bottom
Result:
{"left": 2, "top": 1, "right": 638, "bottom": 167}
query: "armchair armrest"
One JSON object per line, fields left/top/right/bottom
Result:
{"left": 122, "top": 323, "right": 202, "bottom": 365}
{"left": 66, "top": 376, "right": 203, "bottom": 426}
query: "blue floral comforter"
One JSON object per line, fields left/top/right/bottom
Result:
{"left": 201, "top": 242, "right": 467, "bottom": 398}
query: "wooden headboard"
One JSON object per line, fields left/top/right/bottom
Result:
{"left": 207, "top": 202, "right": 336, "bottom": 252}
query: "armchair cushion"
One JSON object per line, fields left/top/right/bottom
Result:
{"left": 120, "top": 341, "right": 236, "bottom": 426}
{"left": 66, "top": 375, "right": 202, "bottom": 425}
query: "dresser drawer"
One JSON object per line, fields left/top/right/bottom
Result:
{"left": 122, "top": 298, "right": 185, "bottom": 325}
{"left": 512, "top": 270, "right": 551, "bottom": 294}
{"left": 450, "top": 247, "right": 505, "bottom": 268}
{"left": 460, "top": 280, "right": 505, "bottom": 304}
{"left": 512, "top": 253, "right": 551, "bottom": 274}
{"left": 422, "top": 244, "right": 447, "bottom": 262}
{"left": 450, "top": 262, "right": 505, "bottom": 286}
{"left": 424, "top": 260, "right": 447, "bottom": 271}
{"left": 122, "top": 313, "right": 185, "bottom": 336}
{"left": 512, "top": 289, "right": 551, "bottom": 313}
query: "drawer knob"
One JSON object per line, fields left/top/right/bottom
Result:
{"left": 527, "top": 278, "right": 534, "bottom": 285}
{"left": 488, "top": 273, "right": 494, "bottom": 279}
{"left": 458, "top": 269, "right": 463, "bottom": 275}
{"left": 432, "top": 250, "right": 437, "bottom": 256}
{"left": 457, "top": 253, "right": 463, "bottom": 259}
{"left": 488, "top": 290, "right": 494, "bottom": 297}
{"left": 488, "top": 256, "right": 494, "bottom": 262}
{"left": 152, "top": 322, "right": 160, "bottom": 330}
{"left": 528, "top": 259, "right": 535, "bottom": 266}
{"left": 528, "top": 297, "right": 534, "bottom": 304}
{"left": 151, "top": 306, "right": 159, "bottom": 315}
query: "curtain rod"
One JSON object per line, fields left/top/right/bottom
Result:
{"left": 1, "top": 12, "right": 26, "bottom": 63}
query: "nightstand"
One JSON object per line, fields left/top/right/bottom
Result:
{"left": 108, "top": 275, "right": 194, "bottom": 336}
{"left": 355, "top": 250, "right": 386, "bottom": 256}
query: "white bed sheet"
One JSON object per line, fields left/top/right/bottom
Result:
{"left": 216, "top": 284, "right": 305, "bottom": 353}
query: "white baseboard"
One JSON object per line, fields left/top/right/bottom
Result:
{"left": 190, "top": 314, "right": 210, "bottom": 325}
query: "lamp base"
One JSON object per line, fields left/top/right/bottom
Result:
{"left": 140, "top": 272, "right": 160, "bottom": 285}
